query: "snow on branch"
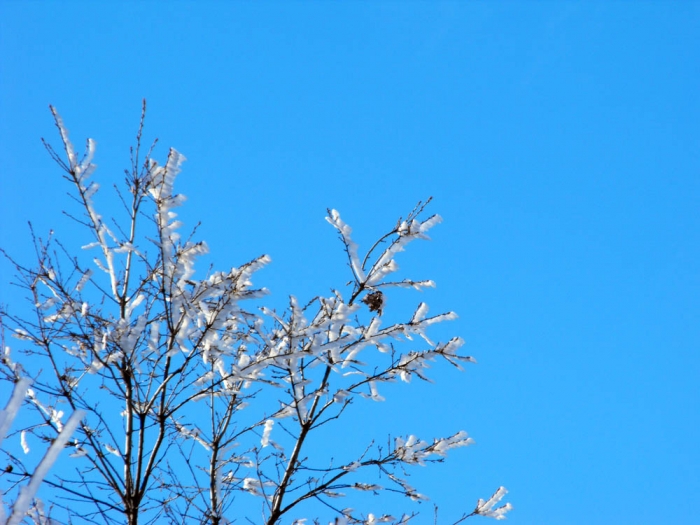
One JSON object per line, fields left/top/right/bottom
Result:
{"left": 393, "top": 431, "right": 475, "bottom": 466}
{"left": 7, "top": 410, "right": 86, "bottom": 525}
{"left": 0, "top": 110, "right": 509, "bottom": 525}
{"left": 473, "top": 487, "right": 513, "bottom": 520}
{"left": 0, "top": 378, "right": 32, "bottom": 449}
{"left": 1, "top": 379, "right": 85, "bottom": 525}
{"left": 326, "top": 209, "right": 366, "bottom": 283}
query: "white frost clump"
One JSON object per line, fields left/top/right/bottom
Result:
{"left": 394, "top": 431, "right": 474, "bottom": 465}
{"left": 474, "top": 486, "right": 513, "bottom": 520}
{"left": 20, "top": 431, "right": 30, "bottom": 454}
{"left": 260, "top": 419, "right": 274, "bottom": 448}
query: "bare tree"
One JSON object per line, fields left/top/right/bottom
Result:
{"left": 0, "top": 103, "right": 512, "bottom": 525}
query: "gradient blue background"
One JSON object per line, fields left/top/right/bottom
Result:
{"left": 1, "top": 2, "right": 699, "bottom": 524}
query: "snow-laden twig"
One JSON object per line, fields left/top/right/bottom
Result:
{"left": 473, "top": 487, "right": 513, "bottom": 520}
{"left": 326, "top": 209, "right": 366, "bottom": 283}
{"left": 7, "top": 409, "right": 86, "bottom": 525}
{"left": 0, "top": 377, "right": 32, "bottom": 449}
{"left": 394, "top": 431, "right": 475, "bottom": 466}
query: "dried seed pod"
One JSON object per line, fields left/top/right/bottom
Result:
{"left": 362, "top": 290, "right": 385, "bottom": 316}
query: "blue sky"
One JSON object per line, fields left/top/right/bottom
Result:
{"left": 1, "top": 2, "right": 699, "bottom": 524}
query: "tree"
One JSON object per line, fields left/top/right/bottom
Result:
{"left": 0, "top": 102, "right": 512, "bottom": 525}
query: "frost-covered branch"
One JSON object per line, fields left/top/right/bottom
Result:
{"left": 0, "top": 106, "right": 510, "bottom": 525}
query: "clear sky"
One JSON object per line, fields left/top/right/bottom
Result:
{"left": 1, "top": 2, "right": 699, "bottom": 524}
